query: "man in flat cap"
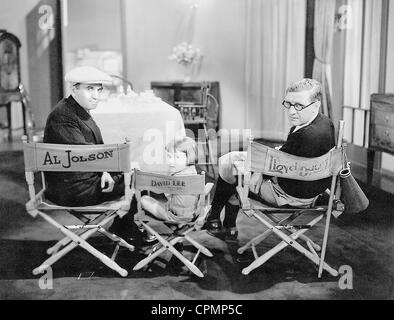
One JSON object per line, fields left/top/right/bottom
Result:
{"left": 43, "top": 66, "right": 150, "bottom": 245}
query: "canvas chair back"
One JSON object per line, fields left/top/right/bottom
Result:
{"left": 246, "top": 142, "right": 344, "bottom": 181}
{"left": 22, "top": 139, "right": 132, "bottom": 206}
{"left": 133, "top": 170, "right": 206, "bottom": 195}
{"left": 23, "top": 142, "right": 131, "bottom": 173}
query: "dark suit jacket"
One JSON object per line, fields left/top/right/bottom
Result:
{"left": 43, "top": 95, "right": 121, "bottom": 206}
{"left": 277, "top": 113, "right": 336, "bottom": 198}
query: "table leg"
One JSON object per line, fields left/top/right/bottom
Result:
{"left": 366, "top": 149, "right": 375, "bottom": 191}
{"left": 6, "top": 102, "right": 12, "bottom": 142}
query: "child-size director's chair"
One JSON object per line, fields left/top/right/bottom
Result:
{"left": 234, "top": 121, "right": 346, "bottom": 278}
{"left": 132, "top": 169, "right": 214, "bottom": 277}
{"left": 23, "top": 137, "right": 134, "bottom": 277}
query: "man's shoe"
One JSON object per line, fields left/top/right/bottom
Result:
{"left": 224, "top": 227, "right": 238, "bottom": 243}
{"left": 204, "top": 219, "right": 224, "bottom": 238}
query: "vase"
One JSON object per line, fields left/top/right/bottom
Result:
{"left": 182, "top": 64, "right": 193, "bottom": 82}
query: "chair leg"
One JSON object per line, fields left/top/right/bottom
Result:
{"left": 184, "top": 234, "right": 213, "bottom": 257}
{"left": 257, "top": 213, "right": 338, "bottom": 277}
{"left": 34, "top": 211, "right": 128, "bottom": 277}
{"left": 238, "top": 212, "right": 308, "bottom": 254}
{"left": 242, "top": 237, "right": 290, "bottom": 275}
{"left": 318, "top": 176, "right": 338, "bottom": 278}
{"left": 134, "top": 222, "right": 204, "bottom": 277}
{"left": 47, "top": 229, "right": 85, "bottom": 255}
{"left": 47, "top": 213, "right": 108, "bottom": 255}
{"left": 264, "top": 213, "right": 322, "bottom": 252}
{"left": 242, "top": 212, "right": 338, "bottom": 277}
{"left": 238, "top": 229, "right": 273, "bottom": 255}
{"left": 298, "top": 234, "right": 321, "bottom": 252}
{"left": 99, "top": 228, "right": 135, "bottom": 251}
{"left": 133, "top": 236, "right": 183, "bottom": 271}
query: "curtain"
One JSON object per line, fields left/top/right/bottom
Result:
{"left": 343, "top": 0, "right": 382, "bottom": 146}
{"left": 244, "top": 0, "right": 306, "bottom": 141}
{"left": 312, "top": 0, "right": 336, "bottom": 120}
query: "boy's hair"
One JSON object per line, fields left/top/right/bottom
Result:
{"left": 286, "top": 78, "right": 322, "bottom": 101}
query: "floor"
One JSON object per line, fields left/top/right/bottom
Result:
{"left": 0, "top": 137, "right": 393, "bottom": 300}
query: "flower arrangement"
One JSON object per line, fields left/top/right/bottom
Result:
{"left": 168, "top": 42, "right": 202, "bottom": 67}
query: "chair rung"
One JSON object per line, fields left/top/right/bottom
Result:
{"left": 37, "top": 199, "right": 126, "bottom": 212}
{"left": 66, "top": 225, "right": 99, "bottom": 230}
{"left": 192, "top": 248, "right": 201, "bottom": 265}
{"left": 252, "top": 244, "right": 259, "bottom": 260}
{"left": 292, "top": 225, "right": 312, "bottom": 229}
{"left": 276, "top": 225, "right": 311, "bottom": 230}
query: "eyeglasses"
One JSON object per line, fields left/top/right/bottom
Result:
{"left": 282, "top": 100, "right": 317, "bottom": 111}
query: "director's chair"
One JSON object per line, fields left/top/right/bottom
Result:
{"left": 234, "top": 121, "right": 346, "bottom": 278}
{"left": 132, "top": 169, "right": 214, "bottom": 277}
{"left": 23, "top": 137, "right": 134, "bottom": 277}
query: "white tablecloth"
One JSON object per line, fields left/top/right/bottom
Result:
{"left": 91, "top": 96, "right": 187, "bottom": 172}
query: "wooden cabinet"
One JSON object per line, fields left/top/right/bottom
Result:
{"left": 367, "top": 94, "right": 394, "bottom": 187}
{"left": 150, "top": 81, "right": 221, "bottom": 131}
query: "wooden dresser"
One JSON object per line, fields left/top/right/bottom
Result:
{"left": 367, "top": 94, "right": 394, "bottom": 187}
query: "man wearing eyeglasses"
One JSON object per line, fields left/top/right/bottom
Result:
{"left": 204, "top": 78, "right": 336, "bottom": 241}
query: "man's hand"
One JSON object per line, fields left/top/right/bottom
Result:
{"left": 249, "top": 172, "right": 263, "bottom": 194}
{"left": 101, "top": 172, "right": 115, "bottom": 193}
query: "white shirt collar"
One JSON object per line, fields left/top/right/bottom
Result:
{"left": 292, "top": 112, "right": 318, "bottom": 133}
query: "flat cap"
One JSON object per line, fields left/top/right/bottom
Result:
{"left": 65, "top": 66, "right": 112, "bottom": 85}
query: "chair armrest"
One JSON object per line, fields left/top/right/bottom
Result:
{"left": 25, "top": 189, "right": 45, "bottom": 218}
{"left": 204, "top": 183, "right": 214, "bottom": 195}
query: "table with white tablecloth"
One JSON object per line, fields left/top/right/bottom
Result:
{"left": 91, "top": 96, "right": 187, "bottom": 173}
{"left": 92, "top": 95, "right": 198, "bottom": 217}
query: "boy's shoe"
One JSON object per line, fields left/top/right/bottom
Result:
{"left": 109, "top": 221, "right": 157, "bottom": 246}
{"left": 133, "top": 227, "right": 158, "bottom": 246}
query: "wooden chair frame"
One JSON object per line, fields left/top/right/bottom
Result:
{"left": 23, "top": 137, "right": 134, "bottom": 277}
{"left": 132, "top": 169, "right": 214, "bottom": 277}
{"left": 234, "top": 121, "right": 346, "bottom": 278}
